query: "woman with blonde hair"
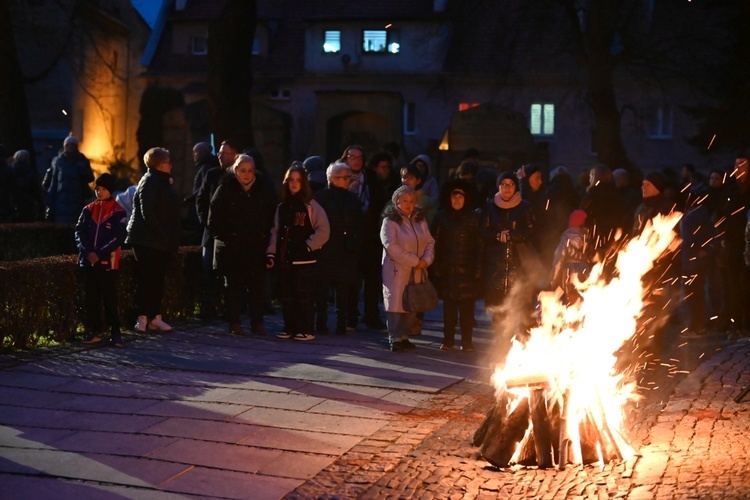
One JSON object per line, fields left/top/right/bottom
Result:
{"left": 208, "top": 154, "right": 275, "bottom": 336}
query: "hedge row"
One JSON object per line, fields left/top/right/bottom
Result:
{"left": 0, "top": 246, "right": 203, "bottom": 350}
{"left": 0, "top": 223, "right": 78, "bottom": 261}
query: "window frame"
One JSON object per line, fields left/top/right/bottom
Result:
{"left": 530, "top": 103, "right": 555, "bottom": 137}
{"left": 361, "top": 29, "right": 399, "bottom": 54}
{"left": 647, "top": 105, "right": 673, "bottom": 139}
{"left": 323, "top": 30, "right": 341, "bottom": 54}
{"left": 191, "top": 34, "right": 208, "bottom": 55}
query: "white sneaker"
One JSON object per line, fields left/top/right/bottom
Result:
{"left": 134, "top": 315, "right": 148, "bottom": 333}
{"left": 149, "top": 314, "right": 173, "bottom": 332}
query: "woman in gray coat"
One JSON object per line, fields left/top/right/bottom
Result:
{"left": 381, "top": 186, "right": 435, "bottom": 351}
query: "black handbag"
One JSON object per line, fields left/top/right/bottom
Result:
{"left": 402, "top": 268, "right": 439, "bottom": 312}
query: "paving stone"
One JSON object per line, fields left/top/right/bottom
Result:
{"left": 148, "top": 439, "right": 282, "bottom": 473}
{"left": 160, "top": 466, "right": 302, "bottom": 499}
{"left": 239, "top": 426, "right": 361, "bottom": 455}
{"left": 229, "top": 407, "right": 389, "bottom": 436}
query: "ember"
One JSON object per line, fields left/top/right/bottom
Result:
{"left": 476, "top": 213, "right": 682, "bottom": 469}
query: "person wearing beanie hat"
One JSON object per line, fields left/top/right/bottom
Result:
{"left": 75, "top": 170, "right": 128, "bottom": 348}
{"left": 568, "top": 208, "right": 587, "bottom": 228}
{"left": 94, "top": 173, "right": 116, "bottom": 196}
{"left": 431, "top": 177, "right": 482, "bottom": 351}
{"left": 481, "top": 167, "right": 535, "bottom": 355}
{"left": 551, "top": 208, "right": 591, "bottom": 304}
{"left": 380, "top": 185, "right": 435, "bottom": 351}
{"left": 63, "top": 135, "right": 79, "bottom": 149}
{"left": 644, "top": 171, "right": 667, "bottom": 195}
{"left": 633, "top": 170, "right": 673, "bottom": 235}
{"left": 42, "top": 134, "right": 94, "bottom": 223}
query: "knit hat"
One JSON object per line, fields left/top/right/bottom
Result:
{"left": 645, "top": 171, "right": 666, "bottom": 193}
{"left": 496, "top": 171, "right": 519, "bottom": 190}
{"left": 392, "top": 185, "right": 416, "bottom": 204}
{"left": 63, "top": 135, "right": 78, "bottom": 147}
{"left": 568, "top": 209, "right": 587, "bottom": 227}
{"left": 95, "top": 173, "right": 116, "bottom": 194}
{"left": 303, "top": 155, "right": 326, "bottom": 173}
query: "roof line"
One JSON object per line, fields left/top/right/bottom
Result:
{"left": 141, "top": 0, "right": 172, "bottom": 68}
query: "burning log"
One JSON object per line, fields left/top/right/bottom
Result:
{"left": 515, "top": 427, "right": 537, "bottom": 466}
{"left": 554, "top": 389, "right": 573, "bottom": 470}
{"left": 529, "top": 388, "right": 554, "bottom": 468}
{"left": 481, "top": 397, "right": 530, "bottom": 468}
{"left": 473, "top": 401, "right": 501, "bottom": 447}
{"left": 578, "top": 411, "right": 601, "bottom": 465}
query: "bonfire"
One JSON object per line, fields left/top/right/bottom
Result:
{"left": 475, "top": 213, "right": 683, "bottom": 469}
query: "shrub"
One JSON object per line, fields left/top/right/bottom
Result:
{"left": 0, "top": 246, "right": 202, "bottom": 350}
{"left": 0, "top": 223, "right": 77, "bottom": 261}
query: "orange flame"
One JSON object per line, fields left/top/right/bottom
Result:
{"left": 491, "top": 212, "right": 682, "bottom": 465}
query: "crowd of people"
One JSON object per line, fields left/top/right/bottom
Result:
{"left": 4, "top": 136, "right": 750, "bottom": 357}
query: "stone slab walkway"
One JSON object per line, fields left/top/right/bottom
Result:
{"left": 1, "top": 307, "right": 749, "bottom": 499}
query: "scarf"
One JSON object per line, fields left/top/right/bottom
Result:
{"left": 494, "top": 190, "right": 521, "bottom": 209}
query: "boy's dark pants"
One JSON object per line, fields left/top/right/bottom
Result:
{"left": 84, "top": 267, "right": 120, "bottom": 334}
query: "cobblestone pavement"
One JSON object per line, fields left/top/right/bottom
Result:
{"left": 290, "top": 337, "right": 750, "bottom": 499}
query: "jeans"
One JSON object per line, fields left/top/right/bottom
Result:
{"left": 386, "top": 311, "right": 416, "bottom": 343}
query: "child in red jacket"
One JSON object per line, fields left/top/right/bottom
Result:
{"left": 75, "top": 173, "right": 128, "bottom": 347}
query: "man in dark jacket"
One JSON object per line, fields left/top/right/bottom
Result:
{"left": 126, "top": 147, "right": 182, "bottom": 333}
{"left": 313, "top": 161, "right": 363, "bottom": 335}
{"left": 184, "top": 142, "right": 219, "bottom": 242}
{"left": 42, "top": 136, "right": 94, "bottom": 224}
{"left": 195, "top": 139, "right": 239, "bottom": 318}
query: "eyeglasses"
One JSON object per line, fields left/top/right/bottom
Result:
{"left": 499, "top": 182, "right": 515, "bottom": 188}
{"left": 334, "top": 175, "right": 352, "bottom": 180}
{"left": 346, "top": 154, "right": 363, "bottom": 160}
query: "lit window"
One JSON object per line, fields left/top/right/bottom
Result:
{"left": 530, "top": 103, "right": 554, "bottom": 136}
{"left": 458, "top": 102, "right": 480, "bottom": 112}
{"left": 404, "top": 102, "right": 417, "bottom": 135}
{"left": 191, "top": 35, "right": 208, "bottom": 55}
{"left": 363, "top": 30, "right": 399, "bottom": 53}
{"left": 323, "top": 30, "right": 341, "bottom": 53}
{"left": 648, "top": 105, "right": 673, "bottom": 139}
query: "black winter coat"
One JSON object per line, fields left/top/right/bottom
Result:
{"left": 207, "top": 176, "right": 275, "bottom": 275}
{"left": 125, "top": 168, "right": 182, "bottom": 253}
{"left": 314, "top": 185, "right": 363, "bottom": 278}
{"left": 431, "top": 208, "right": 482, "bottom": 301}
{"left": 43, "top": 151, "right": 94, "bottom": 224}
{"left": 480, "top": 197, "right": 534, "bottom": 305}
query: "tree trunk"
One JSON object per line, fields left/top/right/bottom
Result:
{"left": 586, "top": 0, "right": 633, "bottom": 172}
{"left": 0, "top": 0, "right": 34, "bottom": 156}
{"left": 207, "top": 0, "right": 257, "bottom": 149}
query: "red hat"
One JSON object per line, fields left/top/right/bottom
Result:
{"left": 568, "top": 209, "right": 587, "bottom": 227}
